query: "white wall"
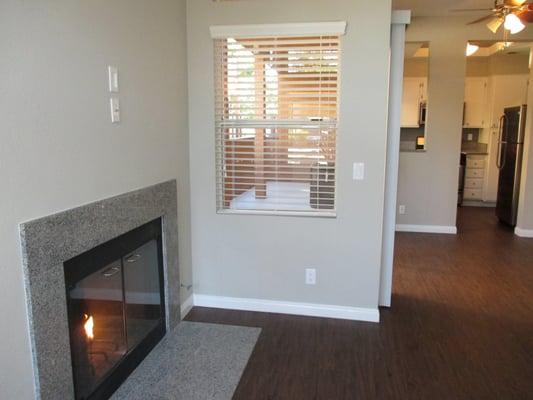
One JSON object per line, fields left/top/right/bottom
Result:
{"left": 396, "top": 17, "right": 533, "bottom": 229}
{"left": 187, "top": 0, "right": 391, "bottom": 310}
{"left": 517, "top": 65, "right": 533, "bottom": 232}
{"left": 0, "top": 1, "right": 190, "bottom": 398}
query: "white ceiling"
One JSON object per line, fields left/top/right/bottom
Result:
{"left": 392, "top": 0, "right": 496, "bottom": 16}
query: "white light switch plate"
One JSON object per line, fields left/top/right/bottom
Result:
{"left": 108, "top": 66, "right": 119, "bottom": 92}
{"left": 305, "top": 268, "right": 316, "bottom": 285}
{"left": 353, "top": 162, "right": 365, "bottom": 180}
{"left": 110, "top": 97, "right": 120, "bottom": 123}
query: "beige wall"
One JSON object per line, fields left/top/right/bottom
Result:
{"left": 407, "top": 53, "right": 530, "bottom": 78}
{"left": 397, "top": 16, "right": 533, "bottom": 228}
{"left": 404, "top": 57, "right": 428, "bottom": 77}
{"left": 187, "top": 0, "right": 391, "bottom": 309}
{"left": 0, "top": 1, "right": 190, "bottom": 398}
{"left": 489, "top": 53, "right": 530, "bottom": 75}
{"left": 466, "top": 57, "right": 489, "bottom": 77}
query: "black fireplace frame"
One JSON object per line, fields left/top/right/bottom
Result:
{"left": 64, "top": 218, "right": 166, "bottom": 400}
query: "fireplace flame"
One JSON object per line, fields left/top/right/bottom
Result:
{"left": 83, "top": 314, "right": 94, "bottom": 340}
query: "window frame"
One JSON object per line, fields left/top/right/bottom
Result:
{"left": 212, "top": 22, "right": 346, "bottom": 217}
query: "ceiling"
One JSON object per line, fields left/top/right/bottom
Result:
{"left": 392, "top": 0, "right": 497, "bottom": 16}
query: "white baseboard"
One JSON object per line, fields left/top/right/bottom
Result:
{"left": 515, "top": 227, "right": 533, "bottom": 238}
{"left": 180, "top": 294, "right": 194, "bottom": 318}
{"left": 396, "top": 224, "right": 457, "bottom": 234}
{"left": 192, "top": 294, "right": 380, "bottom": 323}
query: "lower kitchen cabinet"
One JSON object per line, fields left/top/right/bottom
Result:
{"left": 463, "top": 154, "right": 487, "bottom": 201}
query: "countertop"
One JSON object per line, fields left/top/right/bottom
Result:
{"left": 461, "top": 143, "right": 488, "bottom": 155}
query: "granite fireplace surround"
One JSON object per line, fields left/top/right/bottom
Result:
{"left": 19, "top": 180, "right": 180, "bottom": 400}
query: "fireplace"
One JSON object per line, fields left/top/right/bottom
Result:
{"left": 64, "top": 218, "right": 166, "bottom": 400}
{"left": 63, "top": 219, "right": 165, "bottom": 400}
{"left": 20, "top": 180, "right": 180, "bottom": 400}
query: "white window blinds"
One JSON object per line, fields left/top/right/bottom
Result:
{"left": 214, "top": 33, "right": 341, "bottom": 214}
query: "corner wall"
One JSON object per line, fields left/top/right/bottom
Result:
{"left": 517, "top": 64, "right": 533, "bottom": 235}
{"left": 187, "top": 0, "right": 392, "bottom": 312}
{"left": 0, "top": 1, "right": 190, "bottom": 398}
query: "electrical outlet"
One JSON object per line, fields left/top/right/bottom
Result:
{"left": 305, "top": 268, "right": 316, "bottom": 285}
{"left": 399, "top": 205, "right": 406, "bottom": 215}
{"left": 467, "top": 133, "right": 473, "bottom": 141}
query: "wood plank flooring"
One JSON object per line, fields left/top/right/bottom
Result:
{"left": 185, "top": 207, "right": 533, "bottom": 399}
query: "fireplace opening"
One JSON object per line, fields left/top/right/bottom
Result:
{"left": 64, "top": 218, "right": 166, "bottom": 400}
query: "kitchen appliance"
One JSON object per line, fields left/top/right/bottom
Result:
{"left": 419, "top": 101, "right": 427, "bottom": 126}
{"left": 458, "top": 152, "right": 467, "bottom": 206}
{"left": 495, "top": 105, "right": 527, "bottom": 226}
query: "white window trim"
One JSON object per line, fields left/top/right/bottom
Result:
{"left": 210, "top": 21, "right": 347, "bottom": 39}
{"left": 213, "top": 26, "right": 343, "bottom": 217}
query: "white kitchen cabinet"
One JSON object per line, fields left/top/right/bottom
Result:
{"left": 463, "top": 77, "right": 488, "bottom": 128}
{"left": 464, "top": 154, "right": 487, "bottom": 202}
{"left": 401, "top": 77, "right": 426, "bottom": 128}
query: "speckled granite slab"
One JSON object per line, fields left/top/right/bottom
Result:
{"left": 19, "top": 180, "right": 180, "bottom": 400}
{"left": 111, "top": 321, "right": 260, "bottom": 400}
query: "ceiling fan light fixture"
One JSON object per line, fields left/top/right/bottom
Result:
{"left": 504, "top": 13, "right": 526, "bottom": 34}
{"left": 486, "top": 17, "right": 504, "bottom": 33}
{"left": 466, "top": 43, "right": 480, "bottom": 56}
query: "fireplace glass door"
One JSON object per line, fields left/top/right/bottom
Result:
{"left": 68, "top": 259, "right": 128, "bottom": 399}
{"left": 65, "top": 219, "right": 165, "bottom": 400}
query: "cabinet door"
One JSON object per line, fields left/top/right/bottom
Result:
{"left": 464, "top": 78, "right": 487, "bottom": 128}
{"left": 401, "top": 78, "right": 423, "bottom": 127}
{"left": 420, "top": 78, "right": 428, "bottom": 102}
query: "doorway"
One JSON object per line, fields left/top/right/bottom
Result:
{"left": 457, "top": 41, "right": 532, "bottom": 231}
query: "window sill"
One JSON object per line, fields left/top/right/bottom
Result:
{"left": 217, "top": 209, "right": 337, "bottom": 218}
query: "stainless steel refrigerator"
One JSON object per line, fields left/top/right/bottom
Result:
{"left": 496, "top": 105, "right": 527, "bottom": 226}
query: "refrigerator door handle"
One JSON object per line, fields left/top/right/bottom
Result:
{"left": 496, "top": 115, "right": 506, "bottom": 170}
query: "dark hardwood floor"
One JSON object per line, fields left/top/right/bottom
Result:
{"left": 185, "top": 207, "right": 533, "bottom": 399}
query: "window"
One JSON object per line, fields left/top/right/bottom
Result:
{"left": 213, "top": 27, "right": 342, "bottom": 215}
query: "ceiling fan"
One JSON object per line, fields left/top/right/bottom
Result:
{"left": 453, "top": 0, "right": 533, "bottom": 33}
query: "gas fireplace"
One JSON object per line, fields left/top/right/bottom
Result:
{"left": 64, "top": 218, "right": 166, "bottom": 400}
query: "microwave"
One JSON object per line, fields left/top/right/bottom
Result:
{"left": 419, "top": 101, "right": 427, "bottom": 126}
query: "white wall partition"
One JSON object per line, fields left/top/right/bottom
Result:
{"left": 380, "top": 10, "right": 411, "bottom": 307}
{"left": 187, "top": 0, "right": 392, "bottom": 319}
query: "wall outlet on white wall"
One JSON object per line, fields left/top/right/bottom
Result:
{"left": 305, "top": 268, "right": 316, "bottom": 285}
{"left": 398, "top": 205, "right": 406, "bottom": 215}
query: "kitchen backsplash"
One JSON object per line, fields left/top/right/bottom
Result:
{"left": 400, "top": 127, "right": 425, "bottom": 152}
{"left": 462, "top": 128, "right": 480, "bottom": 143}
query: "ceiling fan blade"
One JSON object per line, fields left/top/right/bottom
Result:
{"left": 450, "top": 8, "right": 495, "bottom": 12}
{"left": 467, "top": 14, "right": 499, "bottom": 24}
{"left": 518, "top": 9, "right": 533, "bottom": 23}
{"left": 504, "top": 0, "right": 527, "bottom": 6}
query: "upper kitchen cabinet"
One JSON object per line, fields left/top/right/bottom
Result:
{"left": 401, "top": 42, "right": 429, "bottom": 130}
{"left": 401, "top": 77, "right": 427, "bottom": 128}
{"left": 463, "top": 77, "right": 488, "bottom": 128}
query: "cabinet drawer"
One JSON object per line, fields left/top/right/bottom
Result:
{"left": 464, "top": 188, "right": 482, "bottom": 200}
{"left": 464, "top": 178, "right": 483, "bottom": 189}
{"left": 465, "top": 168, "right": 484, "bottom": 178}
{"left": 466, "top": 158, "right": 485, "bottom": 169}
